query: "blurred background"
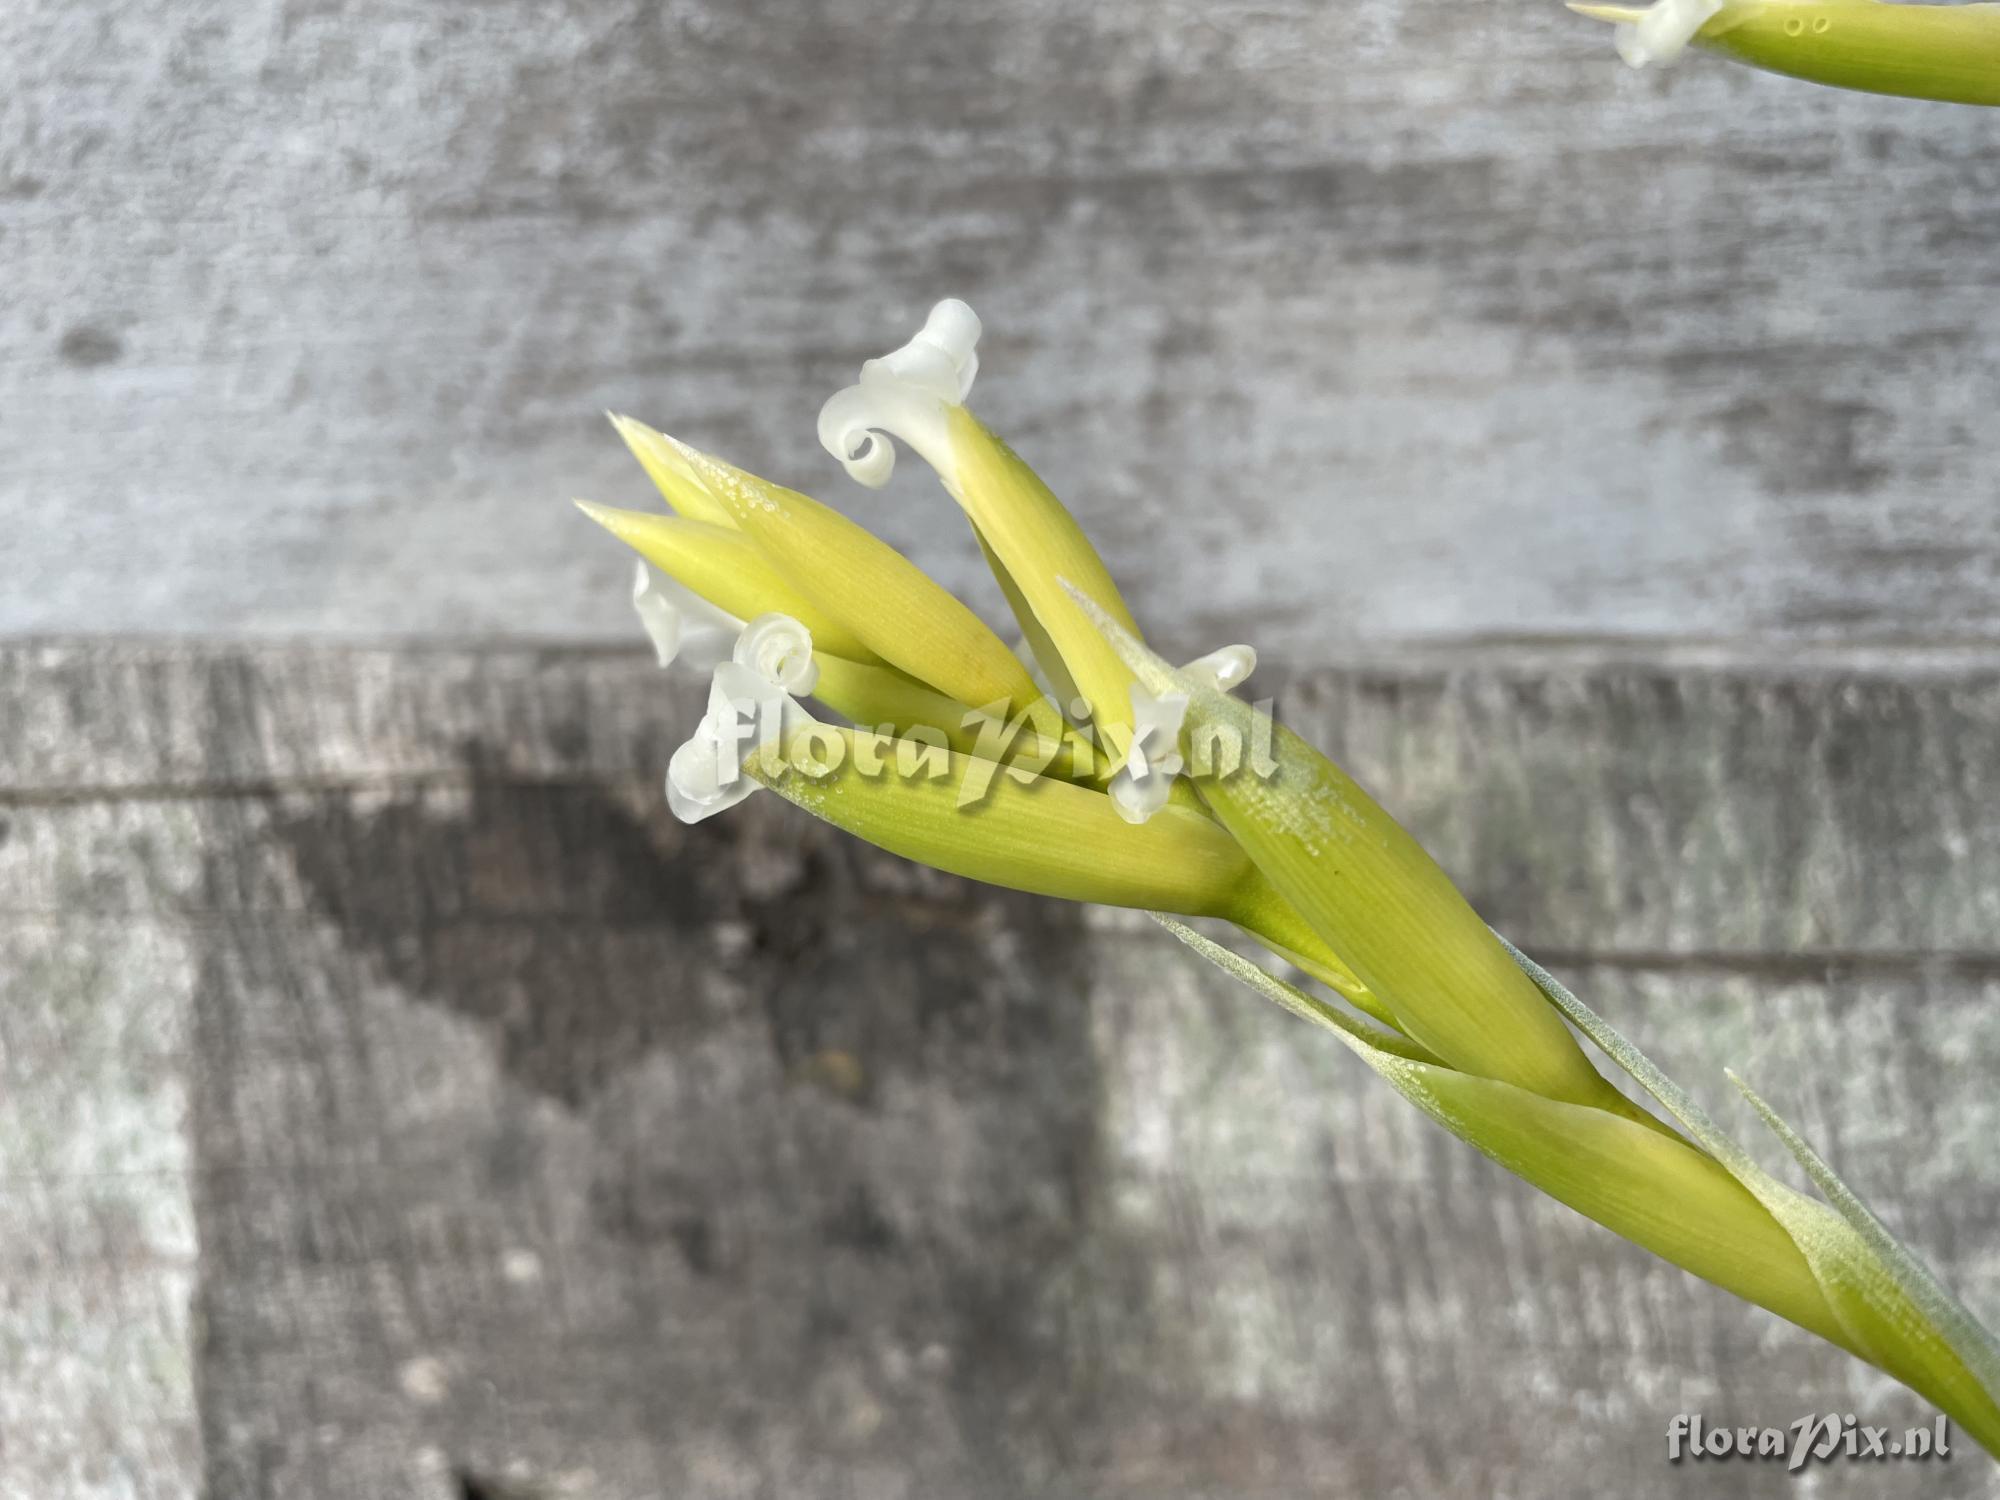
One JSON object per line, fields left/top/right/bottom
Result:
{"left": 4, "top": 1, "right": 1999, "bottom": 1497}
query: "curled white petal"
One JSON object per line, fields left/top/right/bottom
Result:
{"left": 664, "top": 623, "right": 824, "bottom": 825}
{"left": 631, "top": 560, "right": 740, "bottom": 672}
{"left": 1181, "top": 644, "right": 1257, "bottom": 695}
{"left": 1613, "top": 0, "right": 1723, "bottom": 66}
{"left": 873, "top": 299, "right": 981, "bottom": 400}
{"left": 1109, "top": 683, "right": 1189, "bottom": 826}
{"left": 666, "top": 665, "right": 769, "bottom": 824}
{"left": 818, "top": 299, "right": 982, "bottom": 491}
{"left": 733, "top": 613, "right": 819, "bottom": 697}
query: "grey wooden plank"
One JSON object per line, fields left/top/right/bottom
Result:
{"left": 4, "top": 0, "right": 2000, "bottom": 650}
{"left": 10, "top": 640, "right": 2000, "bottom": 957}
{"left": 0, "top": 922, "right": 202, "bottom": 1500}
{"left": 5, "top": 641, "right": 2000, "bottom": 1499}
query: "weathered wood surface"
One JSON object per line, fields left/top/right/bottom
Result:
{"left": 5, "top": 639, "right": 2000, "bottom": 1499}
{"left": 6, "top": 0, "right": 2000, "bottom": 648}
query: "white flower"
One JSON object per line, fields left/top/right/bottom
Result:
{"left": 1586, "top": 0, "right": 1725, "bottom": 67}
{"left": 665, "top": 613, "right": 819, "bottom": 824}
{"left": 1107, "top": 645, "right": 1257, "bottom": 824}
{"left": 1182, "top": 644, "right": 1257, "bottom": 694}
{"left": 1109, "top": 681, "right": 1189, "bottom": 825}
{"left": 818, "top": 299, "right": 982, "bottom": 490}
{"left": 631, "top": 559, "right": 741, "bottom": 672}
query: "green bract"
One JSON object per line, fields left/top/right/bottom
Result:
{"left": 1572, "top": 0, "right": 2000, "bottom": 106}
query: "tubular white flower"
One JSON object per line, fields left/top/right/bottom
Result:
{"left": 818, "top": 300, "right": 982, "bottom": 491}
{"left": 1610, "top": 0, "right": 1724, "bottom": 65}
{"left": 664, "top": 614, "right": 820, "bottom": 824}
{"left": 1104, "top": 647, "right": 1255, "bottom": 823}
{"left": 631, "top": 559, "right": 741, "bottom": 672}
{"left": 1108, "top": 682, "right": 1189, "bottom": 826}
{"left": 1182, "top": 644, "right": 1257, "bottom": 695}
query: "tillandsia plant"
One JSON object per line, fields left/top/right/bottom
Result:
{"left": 1572, "top": 0, "right": 2000, "bottom": 104}
{"left": 576, "top": 301, "right": 2000, "bottom": 1456}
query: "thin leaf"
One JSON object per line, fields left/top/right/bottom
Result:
{"left": 1733, "top": 1072, "right": 2000, "bottom": 1442}
{"left": 1159, "top": 918, "right": 1854, "bottom": 1351}
{"left": 1502, "top": 934, "right": 2000, "bottom": 1450}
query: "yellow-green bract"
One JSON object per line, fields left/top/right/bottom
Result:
{"left": 1574, "top": 0, "right": 2000, "bottom": 105}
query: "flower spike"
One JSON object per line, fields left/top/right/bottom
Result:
{"left": 581, "top": 301, "right": 2000, "bottom": 1456}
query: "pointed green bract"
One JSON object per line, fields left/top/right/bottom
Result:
{"left": 1570, "top": 0, "right": 2000, "bottom": 106}
{"left": 575, "top": 502, "right": 884, "bottom": 664}
{"left": 974, "top": 523, "right": 1085, "bottom": 711}
{"left": 1700, "top": 0, "right": 2000, "bottom": 106}
{"left": 608, "top": 414, "right": 741, "bottom": 528}
{"left": 753, "top": 725, "right": 1250, "bottom": 914}
{"left": 948, "top": 407, "right": 1144, "bottom": 740}
{"left": 749, "top": 722, "right": 1390, "bottom": 1023}
{"left": 676, "top": 442, "right": 1048, "bottom": 717}
{"left": 1071, "top": 588, "right": 1641, "bottom": 1120}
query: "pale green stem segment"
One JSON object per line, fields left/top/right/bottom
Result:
{"left": 1572, "top": 0, "right": 2000, "bottom": 105}
{"left": 946, "top": 407, "right": 1145, "bottom": 742}
{"left": 749, "top": 723, "right": 1394, "bottom": 1027}
{"left": 607, "top": 414, "right": 742, "bottom": 528}
{"left": 1160, "top": 918, "right": 1861, "bottom": 1353}
{"left": 673, "top": 443, "right": 1048, "bottom": 717}
{"left": 1503, "top": 939, "right": 2000, "bottom": 1455}
{"left": 574, "top": 502, "right": 884, "bottom": 665}
{"left": 1068, "top": 586, "right": 1647, "bottom": 1123}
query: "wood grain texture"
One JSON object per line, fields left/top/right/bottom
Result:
{"left": 5, "top": 640, "right": 1999, "bottom": 1498}
{"left": 3, "top": 0, "right": 1999, "bottom": 652}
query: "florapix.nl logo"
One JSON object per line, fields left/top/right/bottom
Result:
{"left": 1668, "top": 1413, "right": 1950, "bottom": 1472}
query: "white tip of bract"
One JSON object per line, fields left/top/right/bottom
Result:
{"left": 665, "top": 615, "right": 819, "bottom": 824}
{"left": 1605, "top": 0, "right": 1723, "bottom": 66}
{"left": 1108, "top": 682, "right": 1189, "bottom": 825}
{"left": 631, "top": 560, "right": 742, "bottom": 672}
{"left": 1182, "top": 644, "right": 1257, "bottom": 695}
{"left": 818, "top": 299, "right": 982, "bottom": 490}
